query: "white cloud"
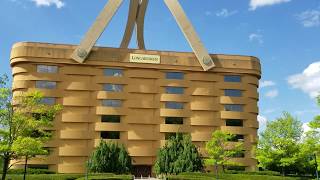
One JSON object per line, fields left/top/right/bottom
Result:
{"left": 249, "top": 0, "right": 291, "bottom": 11}
{"left": 216, "top": 9, "right": 238, "bottom": 17}
{"left": 288, "top": 61, "right": 320, "bottom": 98}
{"left": 249, "top": 33, "right": 264, "bottom": 44}
{"left": 265, "top": 89, "right": 279, "bottom": 98}
{"left": 258, "top": 115, "right": 268, "bottom": 128}
{"left": 30, "top": 0, "right": 65, "bottom": 8}
{"left": 297, "top": 10, "right": 320, "bottom": 28}
{"left": 302, "top": 123, "right": 311, "bottom": 133}
{"left": 260, "top": 80, "right": 276, "bottom": 88}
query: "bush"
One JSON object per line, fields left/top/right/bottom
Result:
{"left": 225, "top": 170, "right": 281, "bottom": 176}
{"left": 8, "top": 168, "right": 55, "bottom": 174}
{"left": 4, "top": 173, "right": 132, "bottom": 180}
{"left": 154, "top": 133, "right": 204, "bottom": 175}
{"left": 76, "top": 175, "right": 133, "bottom": 180}
{"left": 88, "top": 141, "right": 132, "bottom": 174}
{"left": 167, "top": 172, "right": 306, "bottom": 180}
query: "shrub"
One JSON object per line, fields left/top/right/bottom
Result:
{"left": 154, "top": 133, "right": 204, "bottom": 175}
{"left": 225, "top": 170, "right": 281, "bottom": 176}
{"left": 88, "top": 141, "right": 132, "bottom": 174}
{"left": 7, "top": 168, "right": 55, "bottom": 174}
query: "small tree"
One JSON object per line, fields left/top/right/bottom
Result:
{"left": 0, "top": 74, "right": 62, "bottom": 180}
{"left": 12, "top": 137, "right": 47, "bottom": 180}
{"left": 205, "top": 130, "right": 243, "bottom": 177}
{"left": 256, "top": 112, "right": 303, "bottom": 176}
{"left": 154, "top": 133, "right": 204, "bottom": 175}
{"left": 88, "top": 140, "right": 132, "bottom": 174}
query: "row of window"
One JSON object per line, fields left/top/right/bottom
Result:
{"left": 36, "top": 65, "right": 242, "bottom": 82}
{"left": 101, "top": 116, "right": 243, "bottom": 127}
{"left": 100, "top": 131, "right": 245, "bottom": 143}
{"left": 39, "top": 96, "right": 244, "bottom": 112}
{"left": 36, "top": 80, "right": 242, "bottom": 97}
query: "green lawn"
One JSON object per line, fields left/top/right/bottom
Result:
{"left": 167, "top": 172, "right": 313, "bottom": 180}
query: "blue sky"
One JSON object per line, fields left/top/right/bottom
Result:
{"left": 1, "top": 0, "right": 320, "bottom": 130}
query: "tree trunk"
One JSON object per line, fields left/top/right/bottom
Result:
{"left": 23, "top": 156, "right": 28, "bottom": 180}
{"left": 215, "top": 163, "right": 218, "bottom": 180}
{"left": 2, "top": 155, "right": 10, "bottom": 180}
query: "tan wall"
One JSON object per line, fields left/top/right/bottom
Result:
{"left": 10, "top": 42, "right": 261, "bottom": 173}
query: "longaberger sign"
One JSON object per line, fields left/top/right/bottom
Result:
{"left": 129, "top": 53, "right": 161, "bottom": 64}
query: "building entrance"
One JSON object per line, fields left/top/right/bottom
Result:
{"left": 133, "top": 165, "right": 152, "bottom": 178}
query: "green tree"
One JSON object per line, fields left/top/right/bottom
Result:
{"left": 154, "top": 133, "right": 204, "bottom": 175}
{"left": 0, "top": 74, "right": 62, "bottom": 180}
{"left": 256, "top": 112, "right": 303, "bottom": 176}
{"left": 205, "top": 130, "right": 243, "bottom": 177}
{"left": 12, "top": 137, "right": 48, "bottom": 180}
{"left": 88, "top": 140, "right": 132, "bottom": 174}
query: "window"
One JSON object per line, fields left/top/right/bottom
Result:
{"left": 27, "top": 165, "right": 49, "bottom": 169}
{"left": 224, "top": 104, "right": 244, "bottom": 112}
{"left": 226, "top": 119, "right": 243, "bottom": 127}
{"left": 102, "top": 100, "right": 122, "bottom": 107}
{"left": 229, "top": 134, "right": 245, "bottom": 142}
{"left": 35, "top": 81, "right": 57, "bottom": 89}
{"left": 37, "top": 65, "right": 58, "bottom": 73}
{"left": 224, "top": 75, "right": 241, "bottom": 82}
{"left": 32, "top": 113, "right": 54, "bottom": 121}
{"left": 40, "top": 97, "right": 56, "bottom": 105}
{"left": 230, "top": 151, "right": 245, "bottom": 158}
{"left": 166, "top": 72, "right": 184, "bottom": 80}
{"left": 101, "top": 115, "right": 121, "bottom": 123}
{"left": 104, "top": 68, "right": 123, "bottom": 77}
{"left": 224, "top": 89, "right": 242, "bottom": 97}
{"left": 165, "top": 117, "right": 183, "bottom": 124}
{"left": 100, "top": 131, "right": 120, "bottom": 139}
{"left": 165, "top": 102, "right": 184, "bottom": 109}
{"left": 165, "top": 133, "right": 177, "bottom": 140}
{"left": 165, "top": 87, "right": 184, "bottom": 94}
{"left": 226, "top": 166, "right": 246, "bottom": 171}
{"left": 103, "top": 84, "right": 123, "bottom": 92}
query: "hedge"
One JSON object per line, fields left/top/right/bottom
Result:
{"left": 4, "top": 173, "right": 133, "bottom": 180}
{"left": 167, "top": 172, "right": 307, "bottom": 180}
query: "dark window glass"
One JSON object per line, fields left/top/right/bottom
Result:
{"left": 224, "top": 75, "right": 241, "bottom": 82}
{"left": 166, "top": 87, "right": 184, "bottom": 94}
{"left": 102, "top": 100, "right": 122, "bottom": 107}
{"left": 226, "top": 119, "right": 243, "bottom": 127}
{"left": 37, "top": 65, "right": 58, "bottom": 73}
{"left": 36, "top": 81, "right": 57, "bottom": 89}
{"left": 165, "top": 133, "right": 177, "bottom": 140}
{"left": 104, "top": 84, "right": 123, "bottom": 92}
{"left": 224, "top": 104, "right": 244, "bottom": 112}
{"left": 224, "top": 89, "right": 242, "bottom": 97}
{"left": 32, "top": 113, "right": 54, "bottom": 121}
{"left": 101, "top": 115, "right": 121, "bottom": 123}
{"left": 226, "top": 166, "right": 246, "bottom": 171}
{"left": 230, "top": 151, "right": 245, "bottom": 158}
{"left": 100, "top": 131, "right": 120, "bottom": 139}
{"left": 165, "top": 102, "right": 184, "bottom": 109}
{"left": 40, "top": 97, "right": 56, "bottom": 105}
{"left": 166, "top": 72, "right": 184, "bottom": 80}
{"left": 229, "top": 134, "right": 245, "bottom": 142}
{"left": 165, "top": 117, "right": 183, "bottom": 124}
{"left": 104, "top": 69, "right": 123, "bottom": 77}
{"left": 27, "top": 165, "right": 49, "bottom": 169}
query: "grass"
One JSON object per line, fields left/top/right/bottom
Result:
{"left": 167, "top": 172, "right": 313, "bottom": 180}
